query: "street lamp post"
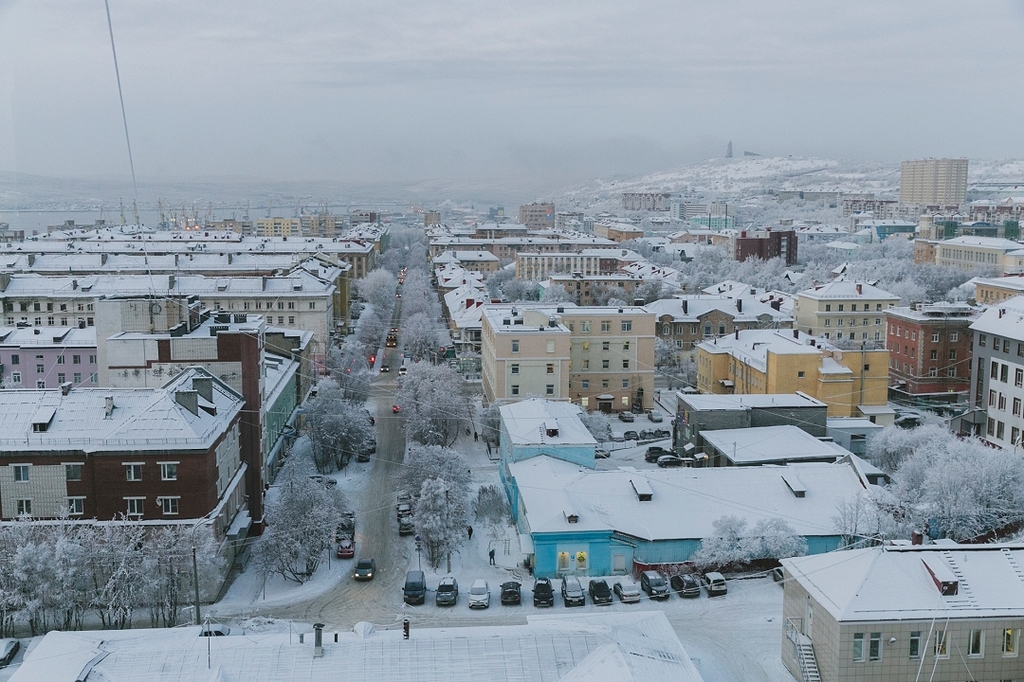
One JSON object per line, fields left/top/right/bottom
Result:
{"left": 190, "top": 512, "right": 215, "bottom": 626}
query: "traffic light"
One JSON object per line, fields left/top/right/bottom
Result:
{"left": 369, "top": 354, "right": 376, "bottom": 364}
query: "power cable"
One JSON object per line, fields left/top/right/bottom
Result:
{"left": 103, "top": 0, "right": 139, "bottom": 216}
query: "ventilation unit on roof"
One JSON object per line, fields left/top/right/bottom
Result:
{"left": 781, "top": 473, "right": 807, "bottom": 498}
{"left": 921, "top": 557, "right": 959, "bottom": 596}
{"left": 630, "top": 479, "right": 654, "bottom": 502}
{"left": 545, "top": 420, "right": 559, "bottom": 437}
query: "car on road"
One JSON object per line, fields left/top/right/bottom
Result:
{"left": 561, "top": 575, "right": 585, "bottom": 607}
{"left": 436, "top": 576, "right": 459, "bottom": 606}
{"left": 500, "top": 581, "right": 522, "bottom": 605}
{"left": 468, "top": 580, "right": 490, "bottom": 609}
{"left": 309, "top": 474, "right": 337, "bottom": 489}
{"left": 588, "top": 579, "right": 613, "bottom": 605}
{"left": 336, "top": 534, "right": 354, "bottom": 559}
{"left": 646, "top": 410, "right": 664, "bottom": 422}
{"left": 392, "top": 404, "right": 400, "bottom": 413}
{"left": 353, "top": 558, "right": 376, "bottom": 581}
{"left": 380, "top": 363, "right": 390, "bottom": 372}
{"left": 398, "top": 517, "right": 415, "bottom": 535}
{"left": 670, "top": 573, "right": 701, "bottom": 598}
{"left": 623, "top": 430, "right": 639, "bottom": 441}
{"left": 396, "top": 503, "right": 413, "bottom": 520}
{"left": 357, "top": 440, "right": 376, "bottom": 463}
{"left": 640, "top": 570, "right": 670, "bottom": 600}
{"left": 657, "top": 455, "right": 685, "bottom": 468}
{"left": 701, "top": 571, "right": 728, "bottom": 597}
{"left": 645, "top": 446, "right": 674, "bottom": 463}
{"left": 613, "top": 577, "right": 641, "bottom": 603}
{"left": 533, "top": 578, "right": 555, "bottom": 607}
{"left": 617, "top": 411, "right": 635, "bottom": 422}
{"left": 200, "top": 623, "right": 231, "bottom": 636}
{"left": 595, "top": 448, "right": 611, "bottom": 459}
{"left": 0, "top": 639, "right": 20, "bottom": 668}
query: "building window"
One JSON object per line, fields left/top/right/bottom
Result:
{"left": 930, "top": 350, "right": 938, "bottom": 360}
{"left": 72, "top": 354, "right": 81, "bottom": 364}
{"left": 125, "top": 497, "right": 144, "bottom": 517}
{"left": 622, "top": 379, "right": 629, "bottom": 388}
{"left": 581, "top": 380, "right": 589, "bottom": 389}
{"left": 998, "top": 421, "right": 1006, "bottom": 439}
{"left": 874, "top": 332, "right": 880, "bottom": 340}
{"left": 797, "top": 371, "right": 805, "bottom": 378}
{"left": 511, "top": 385, "right": 519, "bottom": 396}
{"left": 622, "top": 359, "right": 630, "bottom": 369}
{"left": 824, "top": 319, "right": 830, "bottom": 327}
{"left": 951, "top": 332, "right": 958, "bottom": 342}
{"left": 621, "top": 320, "right": 632, "bottom": 332}
{"left": 89, "top": 373, "right": 97, "bottom": 383}
{"left": 968, "top": 629, "right": 984, "bottom": 657}
{"left": 979, "top": 334, "right": 987, "bottom": 347}
{"left": 36, "top": 380, "right": 45, "bottom": 388}
{"left": 546, "top": 340, "right": 555, "bottom": 353}
{"left": 287, "top": 301, "right": 295, "bottom": 310}
{"left": 601, "top": 380, "right": 609, "bottom": 389}
{"left": 511, "top": 340, "right": 519, "bottom": 353}
{"left": 853, "top": 633, "right": 865, "bottom": 662}
{"left": 602, "top": 359, "right": 610, "bottom": 369}
{"left": 623, "top": 341, "right": 630, "bottom": 351}
{"left": 10, "top": 354, "right": 18, "bottom": 365}
{"left": 159, "top": 497, "right": 180, "bottom": 515}
{"left": 869, "top": 632, "right": 882, "bottom": 661}
{"left": 56, "top": 355, "right": 65, "bottom": 365}
{"left": 825, "top": 304, "right": 831, "bottom": 312}
{"left": 988, "top": 417, "right": 996, "bottom": 436}
{"left": 16, "top": 499, "right": 31, "bottom": 516}
{"left": 277, "top": 316, "right": 284, "bottom": 324}
{"left": 928, "top": 367, "right": 938, "bottom": 377}
{"left": 11, "top": 371, "right": 20, "bottom": 384}
{"left": 545, "top": 384, "right": 554, "bottom": 396}
{"left": 1004, "top": 628, "right": 1019, "bottom": 656}
{"left": 57, "top": 373, "right": 65, "bottom": 384}
{"left": 1001, "top": 362, "right": 1008, "bottom": 381}
{"left": 992, "top": 361, "right": 1000, "bottom": 379}
{"left": 546, "top": 363, "right": 554, "bottom": 374}
{"left": 1015, "top": 398, "right": 1022, "bottom": 416}
{"left": 288, "top": 316, "right": 295, "bottom": 324}
{"left": 580, "top": 321, "right": 591, "bottom": 333}
{"left": 999, "top": 394, "right": 1007, "bottom": 411}
{"left": 309, "top": 302, "right": 316, "bottom": 310}
{"left": 909, "top": 631, "right": 921, "bottom": 659}
{"left": 931, "top": 332, "right": 939, "bottom": 342}
{"left": 159, "top": 462, "right": 178, "bottom": 481}
{"left": 838, "top": 304, "right": 845, "bottom": 312}
{"left": 602, "top": 341, "right": 610, "bottom": 351}
{"left": 12, "top": 464, "right": 29, "bottom": 482}
{"left": 35, "top": 364, "right": 44, "bottom": 374}
{"left": 581, "top": 359, "right": 589, "bottom": 369}
{"left": 934, "top": 630, "right": 947, "bottom": 658}
{"left": 511, "top": 364, "right": 519, "bottom": 375}
{"left": 74, "top": 373, "right": 82, "bottom": 383}
{"left": 67, "top": 497, "right": 84, "bottom": 515}
{"left": 704, "top": 325, "right": 712, "bottom": 337}
{"left": 125, "top": 463, "right": 143, "bottom": 481}
{"left": 65, "top": 463, "right": 83, "bottom": 481}
{"left": 600, "top": 320, "right": 611, "bottom": 332}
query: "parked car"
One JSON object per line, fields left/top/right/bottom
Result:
{"left": 639, "top": 429, "right": 658, "bottom": 440}
{"left": 595, "top": 448, "right": 611, "bottom": 459}
{"left": 623, "top": 430, "right": 639, "bottom": 441}
{"left": 500, "top": 581, "right": 522, "bottom": 605}
{"left": 701, "top": 571, "right": 728, "bottom": 597}
{"left": 617, "top": 411, "right": 635, "bottom": 422}
{"left": 561, "top": 576, "right": 585, "bottom": 607}
{"left": 396, "top": 503, "right": 413, "bottom": 520}
{"left": 640, "top": 570, "right": 670, "bottom": 600}
{"left": 353, "top": 558, "right": 376, "bottom": 581}
{"left": 657, "top": 455, "right": 685, "bottom": 468}
{"left": 436, "top": 576, "right": 459, "bottom": 606}
{"left": 613, "top": 577, "right": 641, "bottom": 603}
{"left": 653, "top": 428, "right": 671, "bottom": 439}
{"left": 309, "top": 474, "right": 337, "bottom": 489}
{"left": 647, "top": 410, "right": 664, "bottom": 422}
{"left": 533, "top": 578, "right": 555, "bottom": 607}
{"left": 392, "top": 404, "right": 401, "bottom": 413}
{"left": 670, "top": 573, "right": 701, "bottom": 598}
{"left": 336, "top": 534, "right": 355, "bottom": 559}
{"left": 645, "top": 446, "right": 673, "bottom": 463}
{"left": 403, "top": 570, "right": 427, "bottom": 605}
{"left": 398, "top": 516, "right": 415, "bottom": 536}
{"left": 397, "top": 491, "right": 411, "bottom": 505}
{"left": 468, "top": 580, "right": 490, "bottom": 609}
{"left": 0, "top": 639, "right": 20, "bottom": 668}
{"left": 588, "top": 579, "right": 613, "bottom": 605}
{"left": 200, "top": 623, "right": 231, "bottom": 636}
{"left": 357, "top": 440, "right": 376, "bottom": 463}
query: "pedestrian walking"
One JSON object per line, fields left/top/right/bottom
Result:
{"left": 489, "top": 549, "right": 495, "bottom": 565}
{"left": 467, "top": 525, "right": 473, "bottom": 540}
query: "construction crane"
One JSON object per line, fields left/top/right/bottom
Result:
{"left": 119, "top": 198, "right": 127, "bottom": 226}
{"left": 132, "top": 200, "right": 140, "bottom": 227}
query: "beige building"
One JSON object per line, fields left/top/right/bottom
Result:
{"left": 255, "top": 217, "right": 302, "bottom": 238}
{"left": 696, "top": 329, "right": 890, "bottom": 418}
{"left": 516, "top": 249, "right": 643, "bottom": 280}
{"left": 593, "top": 221, "right": 644, "bottom": 243}
{"left": 973, "top": 275, "right": 1024, "bottom": 304}
{"left": 899, "top": 158, "right": 968, "bottom": 205}
{"left": 781, "top": 543, "right": 1024, "bottom": 682}
{"left": 481, "top": 303, "right": 655, "bottom": 413}
{"left": 933, "top": 236, "right": 1024, "bottom": 274}
{"left": 794, "top": 281, "right": 899, "bottom": 343}
{"left": 518, "top": 202, "right": 555, "bottom": 229}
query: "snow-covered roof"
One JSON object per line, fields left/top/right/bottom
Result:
{"left": 798, "top": 280, "right": 898, "bottom": 301}
{"left": 970, "top": 294, "right": 1024, "bottom": 336}
{"left": 0, "top": 368, "right": 243, "bottom": 453}
{"left": 511, "top": 455, "right": 865, "bottom": 540}
{"left": 0, "top": 270, "right": 334, "bottom": 298}
{"left": 940, "top": 235, "right": 1024, "bottom": 250}
{"left": 700, "top": 425, "right": 851, "bottom": 464}
{"left": 972, "top": 276, "right": 1024, "bottom": 293}
{"left": 698, "top": 329, "right": 829, "bottom": 372}
{"left": 499, "top": 398, "right": 596, "bottom": 448}
{"left": 10, "top": 612, "right": 703, "bottom": 682}
{"left": 701, "top": 280, "right": 760, "bottom": 296}
{"left": 644, "top": 295, "right": 792, "bottom": 324}
{"left": 0, "top": 325, "right": 96, "bottom": 348}
{"left": 783, "top": 544, "right": 1024, "bottom": 622}
{"left": 680, "top": 392, "right": 826, "bottom": 411}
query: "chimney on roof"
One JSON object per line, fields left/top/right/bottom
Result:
{"left": 72, "top": 279, "right": 78, "bottom": 290}
{"left": 736, "top": 298, "right": 743, "bottom": 312}
{"left": 175, "top": 389, "right": 199, "bottom": 416}
{"left": 682, "top": 299, "right": 687, "bottom": 314}
{"left": 313, "top": 623, "right": 325, "bottom": 658}
{"left": 1000, "top": 308, "right": 1006, "bottom": 318}
{"left": 734, "top": 329, "right": 739, "bottom": 340}
{"left": 192, "top": 376, "right": 214, "bottom": 402}
{"left": 104, "top": 395, "right": 114, "bottom": 418}
{"left": 60, "top": 381, "right": 72, "bottom": 396}
{"left": 793, "top": 329, "right": 799, "bottom": 339}
{"left": 856, "top": 283, "right": 863, "bottom": 295}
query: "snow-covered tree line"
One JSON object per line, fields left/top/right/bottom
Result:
{"left": 689, "top": 516, "right": 807, "bottom": 571}
{"left": 396, "top": 362, "right": 471, "bottom": 447}
{"left": 400, "top": 445, "right": 471, "bottom": 569}
{"left": 0, "top": 515, "right": 221, "bottom": 636}
{"left": 302, "top": 378, "right": 375, "bottom": 473}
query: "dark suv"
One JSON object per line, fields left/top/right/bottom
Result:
{"left": 533, "top": 578, "right": 555, "bottom": 607}
{"left": 640, "top": 570, "right": 670, "bottom": 600}
{"left": 670, "top": 573, "right": 701, "bottom": 598}
{"left": 500, "top": 581, "right": 522, "bottom": 605}
{"left": 588, "top": 579, "right": 612, "bottom": 605}
{"left": 435, "top": 576, "right": 458, "bottom": 606}
{"left": 645, "top": 446, "right": 674, "bottom": 463}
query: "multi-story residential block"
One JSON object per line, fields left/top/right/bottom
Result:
{"left": 968, "top": 296, "right": 1024, "bottom": 448}
{"left": 423, "top": 210, "right": 441, "bottom": 226}
{"left": 545, "top": 273, "right": 644, "bottom": 306}
{"left": 841, "top": 195, "right": 899, "bottom": 218}
{"left": 912, "top": 238, "right": 939, "bottom": 265}
{"left": 781, "top": 543, "right": 1024, "bottom": 682}
{"left": 933, "top": 236, "right": 1024, "bottom": 274}
{"left": 621, "top": 192, "right": 672, "bottom": 211}
{"left": 431, "top": 250, "right": 501, "bottom": 273}
{"left": 518, "top": 202, "right": 555, "bottom": 229}
{"left": 794, "top": 281, "right": 899, "bottom": 343}
{"left": 428, "top": 234, "right": 617, "bottom": 261}
{"left": 645, "top": 295, "right": 793, "bottom": 356}
{"left": 0, "top": 326, "right": 98, "bottom": 389}
{"left": 776, "top": 190, "right": 840, "bottom": 205}
{"left": 899, "top": 158, "right": 969, "bottom": 205}
{"left": 973, "top": 275, "right": 1024, "bottom": 304}
{"left": 515, "top": 249, "right": 643, "bottom": 280}
{"left": 885, "top": 303, "right": 978, "bottom": 403}
{"left": 696, "top": 329, "right": 890, "bottom": 419}
{"left": 967, "top": 197, "right": 1024, "bottom": 226}
{"left": 481, "top": 303, "right": 655, "bottom": 413}
{"left": 0, "top": 367, "right": 245, "bottom": 525}
{"left": 593, "top": 221, "right": 644, "bottom": 243}
{"left": 731, "top": 229, "right": 797, "bottom": 266}
{"left": 255, "top": 217, "right": 302, "bottom": 238}
{"left": 299, "top": 213, "right": 343, "bottom": 238}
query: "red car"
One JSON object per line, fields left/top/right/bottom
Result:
{"left": 392, "top": 404, "right": 400, "bottom": 413}
{"left": 336, "top": 534, "right": 355, "bottom": 559}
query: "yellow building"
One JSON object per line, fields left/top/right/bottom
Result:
{"left": 696, "top": 329, "right": 890, "bottom": 418}
{"left": 794, "top": 281, "right": 898, "bottom": 343}
{"left": 972, "top": 275, "right": 1024, "bottom": 304}
{"left": 255, "top": 217, "right": 302, "bottom": 238}
{"left": 481, "top": 303, "right": 655, "bottom": 413}
{"left": 934, "top": 236, "right": 1024, "bottom": 274}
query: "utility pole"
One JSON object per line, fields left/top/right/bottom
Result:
{"left": 192, "top": 541, "right": 202, "bottom": 625}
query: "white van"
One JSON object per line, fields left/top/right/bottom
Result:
{"left": 398, "top": 359, "right": 408, "bottom": 376}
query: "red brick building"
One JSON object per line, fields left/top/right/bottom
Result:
{"left": 886, "top": 303, "right": 979, "bottom": 403}
{"left": 0, "top": 368, "right": 247, "bottom": 538}
{"left": 732, "top": 229, "right": 797, "bottom": 266}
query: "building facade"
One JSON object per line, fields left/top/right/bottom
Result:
{"left": 885, "top": 304, "right": 978, "bottom": 403}
{"left": 968, "top": 297, "right": 1024, "bottom": 449}
{"left": 934, "top": 236, "right": 1024, "bottom": 274}
{"left": 732, "top": 229, "right": 798, "bottom": 266}
{"left": 899, "top": 158, "right": 969, "bottom": 205}
{"left": 646, "top": 296, "right": 793, "bottom": 356}
{"left": 515, "top": 249, "right": 643, "bottom": 280}
{"left": 518, "top": 202, "right": 555, "bottom": 229}
{"left": 0, "top": 326, "right": 98, "bottom": 389}
{"left": 794, "top": 281, "right": 899, "bottom": 343}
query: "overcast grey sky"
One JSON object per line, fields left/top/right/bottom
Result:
{"left": 2, "top": 1, "right": 1023, "bottom": 187}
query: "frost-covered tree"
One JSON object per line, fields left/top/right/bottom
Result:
{"left": 399, "top": 445, "right": 471, "bottom": 507}
{"left": 479, "top": 403, "right": 502, "bottom": 444}
{"left": 864, "top": 424, "right": 949, "bottom": 472}
{"left": 654, "top": 338, "right": 677, "bottom": 368}
{"left": 145, "top": 524, "right": 222, "bottom": 628}
{"left": 635, "top": 279, "right": 667, "bottom": 304}
{"left": 690, "top": 516, "right": 749, "bottom": 570}
{"left": 415, "top": 478, "right": 466, "bottom": 570}
{"left": 832, "top": 492, "right": 902, "bottom": 549}
{"left": 401, "top": 312, "right": 442, "bottom": 361}
{"left": 396, "top": 363, "right": 471, "bottom": 446}
{"left": 740, "top": 518, "right": 807, "bottom": 561}
{"left": 473, "top": 484, "right": 509, "bottom": 529}
{"left": 541, "top": 283, "right": 575, "bottom": 303}
{"left": 302, "top": 379, "right": 376, "bottom": 472}
{"left": 91, "top": 518, "right": 150, "bottom": 630}
{"left": 579, "top": 410, "right": 612, "bottom": 442}
{"left": 328, "top": 348, "right": 373, "bottom": 404}
{"left": 360, "top": 268, "right": 399, "bottom": 317}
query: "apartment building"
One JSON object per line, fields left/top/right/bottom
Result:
{"left": 934, "top": 236, "right": 1024, "bottom": 274}
{"left": 968, "top": 296, "right": 1024, "bottom": 449}
{"left": 594, "top": 221, "right": 645, "bottom": 243}
{"left": 481, "top": 303, "right": 655, "bottom": 413}
{"left": 696, "top": 329, "right": 890, "bottom": 418}
{"left": 518, "top": 202, "right": 555, "bottom": 229}
{"left": 431, "top": 250, "right": 501, "bottom": 273}
{"left": 255, "top": 217, "right": 302, "bottom": 238}
{"left": 794, "top": 281, "right": 899, "bottom": 343}
{"left": 781, "top": 543, "right": 1024, "bottom": 682}
{"left": 899, "top": 158, "right": 969, "bottom": 205}
{"left": 973, "top": 275, "right": 1024, "bottom": 304}
{"left": 886, "top": 303, "right": 978, "bottom": 402}
{"left": 645, "top": 295, "right": 793, "bottom": 355}
{"left": 731, "top": 229, "right": 797, "bottom": 266}
{"left": 428, "top": 235, "right": 617, "bottom": 260}
{"left": 515, "top": 249, "right": 643, "bottom": 280}
{"left": 0, "top": 326, "right": 98, "bottom": 389}
{"left": 621, "top": 192, "right": 672, "bottom": 211}
{"left": 546, "top": 273, "right": 643, "bottom": 306}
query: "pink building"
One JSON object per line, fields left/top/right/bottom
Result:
{"left": 0, "top": 326, "right": 98, "bottom": 389}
